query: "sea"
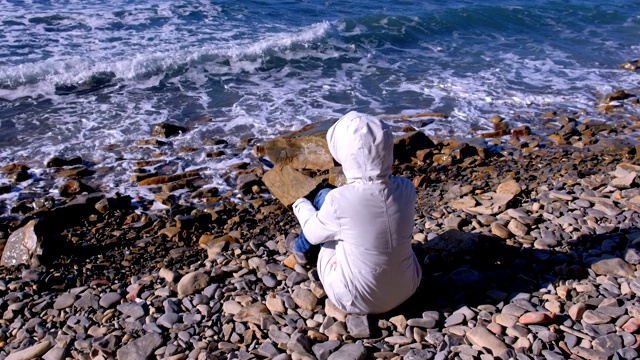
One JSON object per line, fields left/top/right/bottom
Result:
{"left": 1, "top": 0, "right": 640, "bottom": 202}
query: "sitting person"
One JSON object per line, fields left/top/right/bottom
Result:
{"left": 286, "top": 111, "right": 422, "bottom": 315}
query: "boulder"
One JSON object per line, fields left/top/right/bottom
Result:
{"left": 262, "top": 164, "right": 322, "bottom": 207}
{"left": 393, "top": 131, "right": 435, "bottom": 163}
{"left": 0, "top": 220, "right": 40, "bottom": 267}
{"left": 620, "top": 59, "right": 640, "bottom": 71}
{"left": 261, "top": 120, "right": 336, "bottom": 171}
{"left": 599, "top": 90, "right": 635, "bottom": 104}
{"left": 151, "top": 122, "right": 187, "bottom": 138}
{"left": 46, "top": 156, "right": 82, "bottom": 168}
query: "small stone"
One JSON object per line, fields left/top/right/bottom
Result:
{"left": 491, "top": 222, "right": 512, "bottom": 239}
{"left": 313, "top": 340, "right": 341, "bottom": 360}
{"left": 159, "top": 267, "right": 177, "bottom": 283}
{"left": 157, "top": 313, "right": 179, "bottom": 328}
{"left": 53, "top": 293, "right": 76, "bottom": 310}
{"left": 177, "top": 271, "right": 210, "bottom": 298}
{"left": 292, "top": 289, "right": 318, "bottom": 311}
{"left": 389, "top": 315, "right": 408, "bottom": 332}
{"left": 384, "top": 336, "right": 413, "bottom": 346}
{"left": 116, "top": 333, "right": 163, "bottom": 360}
{"left": 327, "top": 343, "right": 367, "bottom": 360}
{"left": 6, "top": 341, "right": 52, "bottom": 360}
{"left": 407, "top": 318, "right": 436, "bottom": 329}
{"left": 582, "top": 310, "right": 612, "bottom": 325}
{"left": 569, "top": 303, "right": 587, "bottom": 321}
{"left": 466, "top": 326, "right": 508, "bottom": 356}
{"left": 266, "top": 293, "right": 286, "bottom": 314}
{"left": 590, "top": 257, "right": 635, "bottom": 277}
{"left": 346, "top": 314, "right": 370, "bottom": 338}
{"left": 444, "top": 313, "right": 465, "bottom": 327}
{"left": 518, "top": 312, "right": 555, "bottom": 325}
{"left": 507, "top": 219, "right": 527, "bottom": 237}
{"left": 99, "top": 292, "right": 122, "bottom": 309}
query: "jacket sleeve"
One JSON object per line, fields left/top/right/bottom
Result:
{"left": 292, "top": 195, "right": 340, "bottom": 245}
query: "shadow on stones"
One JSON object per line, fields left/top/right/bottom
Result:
{"left": 370, "top": 228, "right": 638, "bottom": 329}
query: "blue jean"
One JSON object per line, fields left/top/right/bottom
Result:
{"left": 294, "top": 188, "right": 332, "bottom": 253}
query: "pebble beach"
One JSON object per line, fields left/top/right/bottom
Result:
{"left": 1, "top": 78, "right": 640, "bottom": 360}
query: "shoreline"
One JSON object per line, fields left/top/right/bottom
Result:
{"left": 1, "top": 91, "right": 640, "bottom": 359}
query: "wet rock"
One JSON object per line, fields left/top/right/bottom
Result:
{"left": 46, "top": 156, "right": 82, "bottom": 168}
{"left": 152, "top": 122, "right": 187, "bottom": 138}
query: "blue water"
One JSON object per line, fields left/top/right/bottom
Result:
{"left": 0, "top": 0, "right": 639, "bottom": 197}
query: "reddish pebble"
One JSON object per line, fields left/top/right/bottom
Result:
{"left": 487, "top": 322, "right": 503, "bottom": 335}
{"left": 623, "top": 318, "right": 640, "bottom": 333}
{"left": 518, "top": 311, "right": 556, "bottom": 325}
{"left": 568, "top": 303, "right": 587, "bottom": 321}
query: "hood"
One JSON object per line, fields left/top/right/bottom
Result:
{"left": 326, "top": 111, "right": 394, "bottom": 182}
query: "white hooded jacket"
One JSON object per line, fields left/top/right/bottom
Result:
{"left": 292, "top": 111, "right": 422, "bottom": 314}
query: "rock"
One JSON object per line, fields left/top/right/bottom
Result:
{"left": 46, "top": 156, "right": 82, "bottom": 168}
{"left": 233, "top": 302, "right": 271, "bottom": 325}
{"left": 507, "top": 219, "right": 527, "bottom": 237}
{"left": 572, "top": 346, "right": 609, "bottom": 360}
{"left": 582, "top": 310, "right": 612, "bottom": 325}
{"left": 1, "top": 220, "right": 39, "bottom": 267}
{"left": 159, "top": 267, "right": 177, "bottom": 283}
{"left": 325, "top": 299, "right": 348, "bottom": 322}
{"left": 491, "top": 222, "right": 512, "bottom": 239}
{"left": 599, "top": 90, "right": 635, "bottom": 104}
{"left": 266, "top": 293, "right": 286, "bottom": 314}
{"left": 569, "top": 303, "right": 587, "bottom": 321}
{"left": 199, "top": 234, "right": 236, "bottom": 259}
{"left": 116, "top": 333, "right": 163, "bottom": 360}
{"left": 261, "top": 120, "right": 335, "bottom": 170}
{"left": 158, "top": 312, "right": 179, "bottom": 328}
{"left": 138, "top": 170, "right": 200, "bottom": 186}
{"left": 53, "top": 293, "right": 76, "bottom": 310}
{"left": 423, "top": 229, "right": 482, "bottom": 253}
{"left": 59, "top": 179, "right": 93, "bottom": 196}
{"left": 407, "top": 318, "right": 436, "bottom": 329}
{"left": 262, "top": 164, "right": 322, "bottom": 207}
{"left": 292, "top": 288, "right": 318, "bottom": 311}
{"left": 449, "top": 196, "right": 477, "bottom": 210}
{"left": 313, "top": 340, "right": 341, "bottom": 360}
{"left": 6, "top": 341, "right": 52, "bottom": 360}
{"left": 346, "top": 314, "right": 370, "bottom": 338}
{"left": 389, "top": 315, "right": 408, "bottom": 332}
{"left": 99, "top": 292, "right": 122, "bottom": 309}
{"left": 466, "top": 326, "right": 508, "bottom": 355}
{"left": 590, "top": 257, "right": 634, "bottom": 277}
{"left": 152, "top": 122, "right": 187, "bottom": 138}
{"left": 384, "top": 336, "right": 413, "bottom": 346}
{"left": 518, "top": 312, "right": 555, "bottom": 325}
{"left": 393, "top": 131, "right": 435, "bottom": 163}
{"left": 177, "top": 271, "right": 210, "bottom": 298}
{"left": 592, "top": 334, "right": 622, "bottom": 356}
{"left": 53, "top": 165, "right": 94, "bottom": 178}
{"left": 327, "top": 343, "right": 367, "bottom": 360}
{"left": 496, "top": 179, "right": 522, "bottom": 196}
{"left": 467, "top": 192, "right": 515, "bottom": 215}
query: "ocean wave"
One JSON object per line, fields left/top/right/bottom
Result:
{"left": 0, "top": 21, "right": 331, "bottom": 92}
